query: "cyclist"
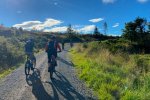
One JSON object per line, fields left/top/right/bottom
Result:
{"left": 61, "top": 40, "right": 65, "bottom": 50}
{"left": 25, "top": 38, "right": 36, "bottom": 69}
{"left": 70, "top": 40, "right": 73, "bottom": 48}
{"left": 45, "top": 35, "right": 61, "bottom": 79}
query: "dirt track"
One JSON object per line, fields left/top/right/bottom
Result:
{"left": 0, "top": 45, "right": 97, "bottom": 100}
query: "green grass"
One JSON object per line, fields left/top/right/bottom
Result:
{"left": 70, "top": 43, "right": 150, "bottom": 100}
{"left": 0, "top": 67, "right": 15, "bottom": 79}
{"left": 0, "top": 63, "right": 22, "bottom": 79}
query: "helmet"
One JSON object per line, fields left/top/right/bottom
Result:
{"left": 51, "top": 35, "right": 56, "bottom": 40}
{"left": 26, "top": 37, "right": 34, "bottom": 43}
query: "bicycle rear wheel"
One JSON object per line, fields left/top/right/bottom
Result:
{"left": 49, "top": 62, "right": 56, "bottom": 79}
{"left": 32, "top": 57, "right": 36, "bottom": 69}
{"left": 25, "top": 62, "right": 30, "bottom": 75}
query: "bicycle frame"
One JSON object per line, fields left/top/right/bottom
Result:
{"left": 25, "top": 54, "right": 36, "bottom": 75}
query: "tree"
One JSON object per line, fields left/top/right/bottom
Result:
{"left": 134, "top": 17, "right": 147, "bottom": 33}
{"left": 122, "top": 22, "right": 137, "bottom": 41}
{"left": 66, "top": 24, "right": 74, "bottom": 40}
{"left": 93, "top": 26, "right": 100, "bottom": 35}
{"left": 122, "top": 17, "right": 147, "bottom": 42}
{"left": 93, "top": 26, "right": 102, "bottom": 39}
{"left": 148, "top": 22, "right": 150, "bottom": 33}
{"left": 103, "top": 22, "right": 108, "bottom": 35}
{"left": 122, "top": 17, "right": 150, "bottom": 53}
{"left": 67, "top": 24, "right": 73, "bottom": 34}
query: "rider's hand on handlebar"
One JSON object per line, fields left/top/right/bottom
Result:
{"left": 58, "top": 50, "right": 62, "bottom": 53}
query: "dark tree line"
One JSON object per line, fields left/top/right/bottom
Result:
{"left": 63, "top": 24, "right": 117, "bottom": 42}
{"left": 122, "top": 17, "right": 150, "bottom": 53}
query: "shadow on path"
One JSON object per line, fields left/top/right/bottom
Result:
{"left": 57, "top": 57, "right": 74, "bottom": 66}
{"left": 44, "top": 81, "right": 60, "bottom": 100}
{"left": 26, "top": 68, "right": 52, "bottom": 100}
{"left": 63, "top": 49, "right": 70, "bottom": 52}
{"left": 49, "top": 71, "right": 86, "bottom": 100}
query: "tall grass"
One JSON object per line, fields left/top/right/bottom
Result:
{"left": 70, "top": 42, "right": 150, "bottom": 100}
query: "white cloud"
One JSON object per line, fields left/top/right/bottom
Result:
{"left": 35, "top": 18, "right": 63, "bottom": 30}
{"left": 137, "top": 0, "right": 149, "bottom": 3}
{"left": 13, "top": 18, "right": 63, "bottom": 30}
{"left": 78, "top": 25, "right": 95, "bottom": 33}
{"left": 112, "top": 23, "right": 119, "bottom": 28}
{"left": 13, "top": 21, "right": 42, "bottom": 30}
{"left": 44, "top": 25, "right": 101, "bottom": 34}
{"left": 102, "top": 0, "right": 116, "bottom": 4}
{"left": 89, "top": 18, "right": 104, "bottom": 23}
{"left": 43, "top": 26, "right": 68, "bottom": 32}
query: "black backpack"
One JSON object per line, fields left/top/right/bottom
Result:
{"left": 25, "top": 41, "right": 34, "bottom": 52}
{"left": 47, "top": 41, "right": 56, "bottom": 53}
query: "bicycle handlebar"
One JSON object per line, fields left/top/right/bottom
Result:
{"left": 57, "top": 50, "right": 62, "bottom": 53}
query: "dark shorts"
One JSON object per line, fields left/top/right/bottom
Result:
{"left": 48, "top": 65, "right": 55, "bottom": 72}
{"left": 47, "top": 53, "right": 56, "bottom": 72}
{"left": 26, "top": 52, "right": 36, "bottom": 61}
{"left": 47, "top": 52, "right": 57, "bottom": 63}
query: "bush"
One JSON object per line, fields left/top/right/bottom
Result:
{"left": 0, "top": 36, "right": 24, "bottom": 72}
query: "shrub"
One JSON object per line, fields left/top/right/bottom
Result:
{"left": 0, "top": 36, "right": 24, "bottom": 72}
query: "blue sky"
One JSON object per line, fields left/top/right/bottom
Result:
{"left": 0, "top": 0, "right": 150, "bottom": 35}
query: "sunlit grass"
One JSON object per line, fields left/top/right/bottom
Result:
{"left": 70, "top": 43, "right": 150, "bottom": 100}
{"left": 0, "top": 63, "right": 22, "bottom": 79}
{"left": 0, "top": 68, "right": 15, "bottom": 79}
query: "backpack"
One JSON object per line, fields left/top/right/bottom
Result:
{"left": 47, "top": 41, "right": 57, "bottom": 53}
{"left": 25, "top": 40, "right": 34, "bottom": 52}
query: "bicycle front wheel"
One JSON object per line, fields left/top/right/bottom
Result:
{"left": 25, "top": 62, "right": 30, "bottom": 75}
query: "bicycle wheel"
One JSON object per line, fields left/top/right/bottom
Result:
{"left": 33, "top": 59, "right": 36, "bottom": 69}
{"left": 25, "top": 62, "right": 30, "bottom": 75}
{"left": 50, "top": 69, "right": 54, "bottom": 79}
{"left": 32, "top": 57, "right": 36, "bottom": 69}
{"left": 50, "top": 62, "right": 55, "bottom": 79}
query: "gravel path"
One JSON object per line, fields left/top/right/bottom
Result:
{"left": 0, "top": 45, "right": 97, "bottom": 100}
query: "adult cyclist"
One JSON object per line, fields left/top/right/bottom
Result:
{"left": 25, "top": 38, "right": 36, "bottom": 69}
{"left": 45, "top": 35, "right": 61, "bottom": 79}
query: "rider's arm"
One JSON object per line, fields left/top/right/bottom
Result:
{"left": 45, "top": 43, "right": 48, "bottom": 52}
{"left": 57, "top": 43, "right": 61, "bottom": 52}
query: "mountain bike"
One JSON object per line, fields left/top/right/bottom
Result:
{"left": 70, "top": 42, "right": 73, "bottom": 48}
{"left": 48, "top": 55, "right": 56, "bottom": 79}
{"left": 25, "top": 54, "right": 36, "bottom": 75}
{"left": 48, "top": 51, "right": 61, "bottom": 79}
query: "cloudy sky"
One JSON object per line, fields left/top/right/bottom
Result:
{"left": 0, "top": 0, "right": 150, "bottom": 35}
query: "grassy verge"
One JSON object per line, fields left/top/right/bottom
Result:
{"left": 0, "top": 63, "right": 22, "bottom": 79}
{"left": 70, "top": 43, "right": 150, "bottom": 100}
{"left": 0, "top": 50, "right": 43, "bottom": 80}
{"left": 0, "top": 68, "right": 15, "bottom": 79}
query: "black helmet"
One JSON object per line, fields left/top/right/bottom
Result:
{"left": 51, "top": 35, "right": 56, "bottom": 40}
{"left": 26, "top": 37, "right": 34, "bottom": 43}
